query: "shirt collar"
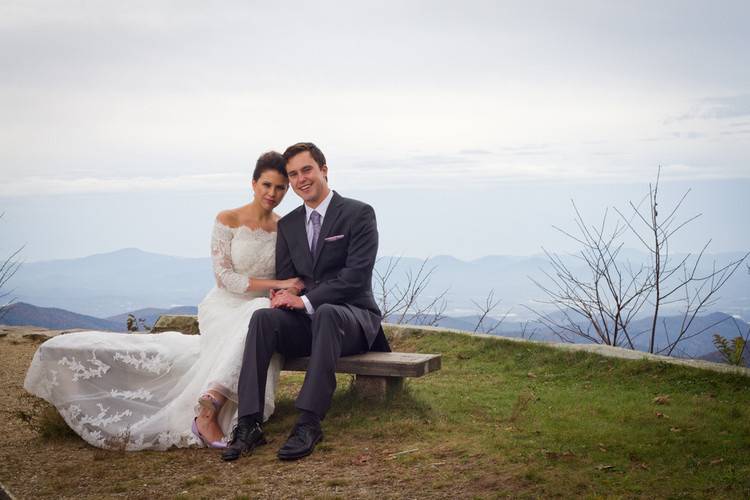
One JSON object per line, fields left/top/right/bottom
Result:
{"left": 305, "top": 189, "right": 334, "bottom": 223}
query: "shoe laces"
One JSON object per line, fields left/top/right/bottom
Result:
{"left": 230, "top": 422, "right": 260, "bottom": 444}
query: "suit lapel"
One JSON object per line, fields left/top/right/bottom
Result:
{"left": 312, "top": 191, "right": 343, "bottom": 268}
{"left": 290, "top": 205, "right": 313, "bottom": 274}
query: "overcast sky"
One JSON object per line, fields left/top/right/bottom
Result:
{"left": 1, "top": 1, "right": 748, "bottom": 261}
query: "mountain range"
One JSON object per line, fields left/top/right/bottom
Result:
{"left": 8, "top": 248, "right": 212, "bottom": 318}
{"left": 0, "top": 302, "right": 199, "bottom": 332}
{"left": 2, "top": 247, "right": 748, "bottom": 361}
{"left": 0, "top": 302, "right": 123, "bottom": 331}
{"left": 2, "top": 301, "right": 747, "bottom": 363}
{"left": 7, "top": 248, "right": 749, "bottom": 321}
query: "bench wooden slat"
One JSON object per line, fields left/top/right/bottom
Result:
{"left": 283, "top": 352, "right": 441, "bottom": 378}
{"left": 150, "top": 315, "right": 442, "bottom": 382}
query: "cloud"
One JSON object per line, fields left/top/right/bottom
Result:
{"left": 458, "top": 149, "right": 493, "bottom": 155}
{"left": 2, "top": 3, "right": 749, "bottom": 193}
{"left": 675, "top": 94, "right": 750, "bottom": 121}
{"left": 0, "top": 173, "right": 247, "bottom": 197}
{"left": 719, "top": 129, "right": 750, "bottom": 136}
{"left": 671, "top": 131, "right": 706, "bottom": 140}
{"left": 6, "top": 150, "right": 750, "bottom": 198}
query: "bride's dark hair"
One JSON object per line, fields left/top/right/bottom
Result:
{"left": 253, "top": 151, "right": 288, "bottom": 181}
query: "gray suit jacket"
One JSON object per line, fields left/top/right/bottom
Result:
{"left": 275, "top": 191, "right": 390, "bottom": 352}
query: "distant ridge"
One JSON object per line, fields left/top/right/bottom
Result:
{"left": 0, "top": 302, "right": 123, "bottom": 331}
{"left": 1, "top": 299, "right": 747, "bottom": 362}
{"left": 12, "top": 247, "right": 213, "bottom": 317}
{"left": 11, "top": 247, "right": 749, "bottom": 320}
{"left": 0, "top": 302, "right": 201, "bottom": 332}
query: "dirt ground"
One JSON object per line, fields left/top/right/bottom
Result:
{"left": 0, "top": 327, "right": 520, "bottom": 499}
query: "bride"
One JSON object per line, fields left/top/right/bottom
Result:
{"left": 23, "top": 151, "right": 302, "bottom": 450}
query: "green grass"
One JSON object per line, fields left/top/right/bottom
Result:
{"left": 15, "top": 326, "right": 750, "bottom": 498}
{"left": 315, "top": 327, "right": 750, "bottom": 498}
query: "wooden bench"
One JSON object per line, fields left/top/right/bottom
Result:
{"left": 152, "top": 314, "right": 442, "bottom": 399}
{"left": 284, "top": 351, "right": 441, "bottom": 398}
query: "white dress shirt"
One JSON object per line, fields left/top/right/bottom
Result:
{"left": 300, "top": 189, "right": 334, "bottom": 314}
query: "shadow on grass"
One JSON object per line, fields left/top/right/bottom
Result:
{"left": 16, "top": 394, "right": 77, "bottom": 441}
{"left": 266, "top": 378, "right": 436, "bottom": 441}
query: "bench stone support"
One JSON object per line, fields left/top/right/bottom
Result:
{"left": 352, "top": 375, "right": 404, "bottom": 400}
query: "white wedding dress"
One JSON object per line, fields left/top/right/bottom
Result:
{"left": 23, "top": 222, "right": 283, "bottom": 450}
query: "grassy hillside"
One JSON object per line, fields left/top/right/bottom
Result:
{"left": 2, "top": 326, "right": 749, "bottom": 498}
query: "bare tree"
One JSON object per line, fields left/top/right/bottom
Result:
{"left": 412, "top": 296, "right": 448, "bottom": 327}
{"left": 615, "top": 167, "right": 749, "bottom": 354}
{"left": 471, "top": 289, "right": 510, "bottom": 334}
{"left": 518, "top": 320, "right": 538, "bottom": 340}
{"left": 530, "top": 168, "right": 748, "bottom": 355}
{"left": 528, "top": 203, "right": 652, "bottom": 347}
{"left": 373, "top": 256, "right": 449, "bottom": 327}
{"left": 374, "top": 256, "right": 406, "bottom": 319}
{"left": 0, "top": 213, "right": 23, "bottom": 321}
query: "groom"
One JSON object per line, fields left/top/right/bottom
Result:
{"left": 222, "top": 142, "right": 390, "bottom": 462}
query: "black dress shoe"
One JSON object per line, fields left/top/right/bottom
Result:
{"left": 277, "top": 422, "right": 323, "bottom": 461}
{"left": 221, "top": 421, "right": 266, "bottom": 461}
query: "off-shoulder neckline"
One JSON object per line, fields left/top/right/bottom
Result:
{"left": 215, "top": 220, "right": 277, "bottom": 235}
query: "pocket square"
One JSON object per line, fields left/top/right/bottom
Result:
{"left": 324, "top": 234, "right": 345, "bottom": 242}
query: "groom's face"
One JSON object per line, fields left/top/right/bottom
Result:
{"left": 286, "top": 151, "right": 329, "bottom": 207}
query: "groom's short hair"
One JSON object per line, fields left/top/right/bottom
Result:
{"left": 283, "top": 142, "right": 326, "bottom": 168}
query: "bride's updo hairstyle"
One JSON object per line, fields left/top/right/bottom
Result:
{"left": 253, "top": 151, "right": 288, "bottom": 181}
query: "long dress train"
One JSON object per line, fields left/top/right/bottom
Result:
{"left": 23, "top": 223, "right": 282, "bottom": 450}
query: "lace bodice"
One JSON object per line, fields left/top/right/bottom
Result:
{"left": 210, "top": 221, "right": 277, "bottom": 296}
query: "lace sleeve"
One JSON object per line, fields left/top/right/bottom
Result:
{"left": 210, "top": 221, "right": 252, "bottom": 294}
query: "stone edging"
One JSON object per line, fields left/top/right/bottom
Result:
{"left": 0, "top": 481, "right": 17, "bottom": 500}
{"left": 383, "top": 323, "right": 750, "bottom": 378}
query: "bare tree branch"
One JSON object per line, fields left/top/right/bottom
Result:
{"left": 528, "top": 201, "right": 650, "bottom": 348}
{"left": 529, "top": 166, "right": 748, "bottom": 357}
{"left": 0, "top": 212, "right": 24, "bottom": 321}
{"left": 374, "top": 256, "right": 450, "bottom": 326}
{"left": 619, "top": 167, "right": 749, "bottom": 354}
{"left": 471, "top": 289, "right": 510, "bottom": 334}
{"left": 518, "top": 320, "right": 538, "bottom": 340}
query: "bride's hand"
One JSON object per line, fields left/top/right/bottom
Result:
{"left": 278, "top": 277, "right": 304, "bottom": 295}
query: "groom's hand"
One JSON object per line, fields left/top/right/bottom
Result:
{"left": 271, "top": 289, "right": 304, "bottom": 310}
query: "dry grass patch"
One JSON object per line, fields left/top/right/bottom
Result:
{"left": 2, "top": 327, "right": 750, "bottom": 498}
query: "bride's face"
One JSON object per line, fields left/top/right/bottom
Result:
{"left": 252, "top": 170, "right": 289, "bottom": 210}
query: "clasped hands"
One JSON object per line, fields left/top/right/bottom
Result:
{"left": 271, "top": 277, "right": 305, "bottom": 310}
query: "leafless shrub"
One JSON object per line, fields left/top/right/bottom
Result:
{"left": 529, "top": 168, "right": 748, "bottom": 355}
{"left": 528, "top": 203, "right": 651, "bottom": 347}
{"left": 0, "top": 212, "right": 24, "bottom": 321}
{"left": 472, "top": 289, "right": 511, "bottom": 334}
{"left": 615, "top": 167, "right": 748, "bottom": 354}
{"left": 518, "top": 321, "right": 539, "bottom": 340}
{"left": 374, "top": 256, "right": 449, "bottom": 327}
